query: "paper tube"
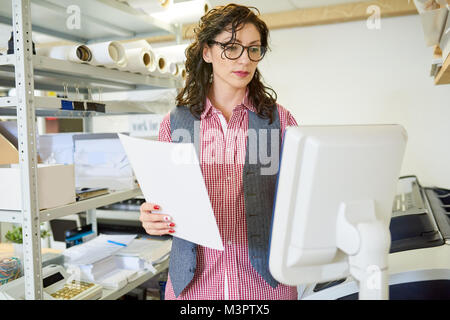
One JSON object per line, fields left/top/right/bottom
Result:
{"left": 125, "top": 0, "right": 172, "bottom": 15}
{"left": 121, "top": 39, "right": 152, "bottom": 51}
{"left": 168, "top": 62, "right": 178, "bottom": 76}
{"left": 177, "top": 63, "right": 187, "bottom": 81}
{"left": 148, "top": 52, "right": 172, "bottom": 77}
{"left": 121, "top": 40, "right": 157, "bottom": 72}
{"left": 150, "top": 0, "right": 210, "bottom": 24}
{"left": 153, "top": 44, "right": 188, "bottom": 64}
{"left": 87, "top": 41, "right": 127, "bottom": 68}
{"left": 36, "top": 44, "right": 92, "bottom": 63}
{"left": 123, "top": 48, "right": 155, "bottom": 74}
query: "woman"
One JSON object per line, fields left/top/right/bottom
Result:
{"left": 139, "top": 4, "right": 298, "bottom": 300}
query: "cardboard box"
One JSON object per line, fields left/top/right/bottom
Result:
{"left": 0, "top": 133, "right": 18, "bottom": 165}
{"left": 0, "top": 164, "right": 76, "bottom": 210}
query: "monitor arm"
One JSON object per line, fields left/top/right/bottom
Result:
{"left": 336, "top": 199, "right": 391, "bottom": 300}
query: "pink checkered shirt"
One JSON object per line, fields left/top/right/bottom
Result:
{"left": 159, "top": 94, "right": 299, "bottom": 300}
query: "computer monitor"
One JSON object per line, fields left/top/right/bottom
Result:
{"left": 269, "top": 124, "right": 407, "bottom": 300}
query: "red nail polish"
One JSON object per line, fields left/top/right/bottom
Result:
{"left": 169, "top": 229, "right": 175, "bottom": 233}
{"left": 169, "top": 223, "right": 175, "bottom": 227}
{"left": 154, "top": 205, "right": 160, "bottom": 210}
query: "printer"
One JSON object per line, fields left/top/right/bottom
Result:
{"left": 300, "top": 176, "right": 450, "bottom": 300}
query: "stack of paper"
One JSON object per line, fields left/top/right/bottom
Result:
{"left": 63, "top": 234, "right": 137, "bottom": 265}
{"left": 63, "top": 235, "right": 171, "bottom": 289}
{"left": 76, "top": 255, "right": 118, "bottom": 282}
{"left": 115, "top": 238, "right": 172, "bottom": 273}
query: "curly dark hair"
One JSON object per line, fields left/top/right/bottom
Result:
{"left": 176, "top": 3, "right": 278, "bottom": 123}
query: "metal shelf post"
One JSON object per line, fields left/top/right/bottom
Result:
{"left": 12, "top": 0, "right": 43, "bottom": 299}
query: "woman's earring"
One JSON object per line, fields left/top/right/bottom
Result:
{"left": 209, "top": 73, "right": 213, "bottom": 83}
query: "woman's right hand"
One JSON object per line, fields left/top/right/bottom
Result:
{"left": 139, "top": 202, "right": 175, "bottom": 236}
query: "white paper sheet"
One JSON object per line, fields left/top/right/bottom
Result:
{"left": 63, "top": 234, "right": 137, "bottom": 265}
{"left": 118, "top": 133, "right": 224, "bottom": 251}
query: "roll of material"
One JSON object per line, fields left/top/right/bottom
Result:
{"left": 36, "top": 44, "right": 92, "bottom": 63}
{"left": 121, "top": 39, "right": 152, "bottom": 51}
{"left": 153, "top": 43, "right": 188, "bottom": 64}
{"left": 123, "top": 47, "right": 155, "bottom": 74}
{"left": 121, "top": 40, "right": 157, "bottom": 72}
{"left": 148, "top": 52, "right": 171, "bottom": 77}
{"left": 151, "top": 0, "right": 210, "bottom": 24}
{"left": 125, "top": 0, "right": 172, "bottom": 15}
{"left": 176, "top": 63, "right": 187, "bottom": 81}
{"left": 87, "top": 41, "right": 127, "bottom": 68}
{"left": 168, "top": 62, "right": 178, "bottom": 76}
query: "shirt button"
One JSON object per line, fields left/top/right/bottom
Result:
{"left": 226, "top": 176, "right": 231, "bottom": 181}
{"left": 227, "top": 241, "right": 232, "bottom": 245}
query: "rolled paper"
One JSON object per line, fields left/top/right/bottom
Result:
{"left": 88, "top": 41, "right": 127, "bottom": 68}
{"left": 36, "top": 44, "right": 92, "bottom": 63}
{"left": 153, "top": 43, "right": 188, "bottom": 64}
{"left": 148, "top": 52, "right": 172, "bottom": 77}
{"left": 123, "top": 47, "right": 155, "bottom": 74}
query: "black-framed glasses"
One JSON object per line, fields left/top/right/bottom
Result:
{"left": 208, "top": 40, "right": 267, "bottom": 62}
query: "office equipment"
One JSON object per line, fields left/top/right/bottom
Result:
{"left": 73, "top": 133, "right": 136, "bottom": 191}
{"left": 118, "top": 133, "right": 224, "bottom": 251}
{"left": 0, "top": 264, "right": 102, "bottom": 300}
{"left": 269, "top": 124, "right": 407, "bottom": 300}
{"left": 65, "top": 224, "right": 96, "bottom": 248}
{"left": 390, "top": 176, "right": 443, "bottom": 253}
{"left": 299, "top": 176, "right": 450, "bottom": 300}
{"left": 425, "top": 187, "right": 450, "bottom": 242}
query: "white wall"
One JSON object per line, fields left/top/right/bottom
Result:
{"left": 259, "top": 15, "right": 450, "bottom": 189}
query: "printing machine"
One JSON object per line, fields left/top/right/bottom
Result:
{"left": 300, "top": 176, "right": 450, "bottom": 300}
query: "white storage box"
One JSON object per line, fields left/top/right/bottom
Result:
{"left": 0, "top": 164, "right": 76, "bottom": 210}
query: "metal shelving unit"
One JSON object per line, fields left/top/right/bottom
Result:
{"left": 0, "top": 0, "right": 181, "bottom": 299}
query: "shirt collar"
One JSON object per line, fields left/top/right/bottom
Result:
{"left": 201, "top": 88, "right": 256, "bottom": 120}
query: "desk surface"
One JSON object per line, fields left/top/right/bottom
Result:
{"left": 0, "top": 243, "right": 61, "bottom": 260}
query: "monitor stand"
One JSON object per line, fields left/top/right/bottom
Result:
{"left": 336, "top": 199, "right": 391, "bottom": 300}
